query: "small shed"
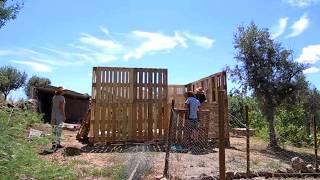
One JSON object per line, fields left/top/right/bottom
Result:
{"left": 32, "top": 86, "right": 90, "bottom": 124}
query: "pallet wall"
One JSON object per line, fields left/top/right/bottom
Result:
{"left": 89, "top": 67, "right": 168, "bottom": 143}
{"left": 168, "top": 72, "right": 229, "bottom": 142}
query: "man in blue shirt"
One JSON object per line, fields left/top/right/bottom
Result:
{"left": 185, "top": 91, "right": 201, "bottom": 147}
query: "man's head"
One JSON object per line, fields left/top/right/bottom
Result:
{"left": 55, "top": 86, "right": 64, "bottom": 95}
{"left": 196, "top": 87, "right": 204, "bottom": 92}
{"left": 185, "top": 91, "right": 195, "bottom": 98}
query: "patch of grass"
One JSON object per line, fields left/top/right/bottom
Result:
{"left": 89, "top": 165, "right": 128, "bottom": 179}
{"left": 0, "top": 108, "right": 76, "bottom": 179}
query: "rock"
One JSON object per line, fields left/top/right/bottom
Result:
{"left": 28, "top": 128, "right": 43, "bottom": 138}
{"left": 291, "top": 157, "right": 307, "bottom": 172}
{"left": 306, "top": 164, "right": 314, "bottom": 172}
{"left": 27, "top": 99, "right": 38, "bottom": 112}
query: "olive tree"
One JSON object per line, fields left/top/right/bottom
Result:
{"left": 228, "top": 23, "right": 306, "bottom": 150}
{"left": 0, "top": 0, "right": 23, "bottom": 29}
{"left": 0, "top": 66, "right": 27, "bottom": 100}
{"left": 25, "top": 75, "right": 51, "bottom": 98}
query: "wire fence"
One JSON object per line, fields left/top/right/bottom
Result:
{"left": 226, "top": 106, "right": 320, "bottom": 179}
{"left": 166, "top": 108, "right": 218, "bottom": 179}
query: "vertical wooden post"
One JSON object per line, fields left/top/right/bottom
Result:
{"left": 314, "top": 115, "right": 318, "bottom": 172}
{"left": 163, "top": 100, "right": 175, "bottom": 178}
{"left": 218, "top": 90, "right": 226, "bottom": 180}
{"left": 245, "top": 105, "right": 250, "bottom": 178}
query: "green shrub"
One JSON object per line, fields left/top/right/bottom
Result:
{"left": 0, "top": 108, "right": 76, "bottom": 179}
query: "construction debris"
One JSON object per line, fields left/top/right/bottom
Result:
{"left": 76, "top": 108, "right": 91, "bottom": 144}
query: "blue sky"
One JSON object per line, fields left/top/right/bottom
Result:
{"left": 0, "top": 0, "right": 319, "bottom": 99}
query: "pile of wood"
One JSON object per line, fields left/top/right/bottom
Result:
{"left": 76, "top": 108, "right": 91, "bottom": 144}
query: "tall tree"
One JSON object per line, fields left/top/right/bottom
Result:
{"left": 0, "top": 66, "right": 27, "bottom": 100}
{"left": 228, "top": 23, "right": 306, "bottom": 150}
{"left": 25, "top": 75, "right": 51, "bottom": 98}
{"left": 0, "top": 0, "right": 23, "bottom": 29}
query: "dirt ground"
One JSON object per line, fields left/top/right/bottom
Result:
{"left": 39, "top": 128, "right": 318, "bottom": 180}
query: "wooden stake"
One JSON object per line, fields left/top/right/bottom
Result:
{"left": 245, "top": 105, "right": 250, "bottom": 177}
{"left": 218, "top": 90, "right": 226, "bottom": 180}
{"left": 314, "top": 115, "right": 318, "bottom": 172}
{"left": 163, "top": 99, "right": 175, "bottom": 178}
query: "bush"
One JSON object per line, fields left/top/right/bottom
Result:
{"left": 0, "top": 108, "right": 76, "bottom": 179}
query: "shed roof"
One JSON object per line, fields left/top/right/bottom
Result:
{"left": 33, "top": 85, "right": 90, "bottom": 100}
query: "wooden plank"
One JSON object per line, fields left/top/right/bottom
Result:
{"left": 162, "top": 69, "right": 168, "bottom": 141}
{"left": 148, "top": 70, "right": 153, "bottom": 140}
{"left": 138, "top": 70, "right": 143, "bottom": 140}
{"left": 100, "top": 70, "right": 106, "bottom": 141}
{"left": 122, "top": 71, "right": 128, "bottom": 141}
{"left": 94, "top": 69, "right": 101, "bottom": 142}
{"left": 157, "top": 70, "right": 163, "bottom": 139}
{"left": 112, "top": 70, "right": 117, "bottom": 141}
{"left": 143, "top": 71, "right": 148, "bottom": 140}
{"left": 88, "top": 68, "right": 96, "bottom": 143}
{"left": 128, "top": 69, "right": 134, "bottom": 140}
{"left": 132, "top": 69, "right": 138, "bottom": 140}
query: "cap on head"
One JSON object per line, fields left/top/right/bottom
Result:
{"left": 55, "top": 86, "right": 64, "bottom": 95}
{"left": 196, "top": 87, "right": 204, "bottom": 92}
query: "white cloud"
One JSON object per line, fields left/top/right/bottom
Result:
{"left": 287, "top": 14, "right": 309, "bottom": 38}
{"left": 12, "top": 60, "right": 53, "bottom": 72}
{"left": 124, "top": 31, "right": 187, "bottom": 60}
{"left": 1, "top": 28, "right": 215, "bottom": 71}
{"left": 270, "top": 17, "right": 289, "bottom": 39}
{"left": 303, "top": 67, "right": 320, "bottom": 74}
{"left": 100, "top": 26, "right": 110, "bottom": 36}
{"left": 0, "top": 50, "right": 15, "bottom": 56}
{"left": 79, "top": 33, "right": 123, "bottom": 50}
{"left": 285, "top": 0, "right": 319, "bottom": 7}
{"left": 296, "top": 44, "right": 320, "bottom": 64}
{"left": 182, "top": 32, "right": 215, "bottom": 48}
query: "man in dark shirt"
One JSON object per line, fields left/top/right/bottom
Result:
{"left": 195, "top": 87, "right": 206, "bottom": 104}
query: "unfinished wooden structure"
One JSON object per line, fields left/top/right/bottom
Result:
{"left": 89, "top": 67, "right": 168, "bottom": 143}
{"left": 88, "top": 67, "right": 229, "bottom": 145}
{"left": 168, "top": 71, "right": 229, "bottom": 145}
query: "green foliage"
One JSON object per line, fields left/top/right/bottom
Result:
{"left": 0, "top": 0, "right": 23, "bottom": 29}
{"left": 228, "top": 22, "right": 307, "bottom": 148}
{"left": 0, "top": 66, "right": 27, "bottom": 100}
{"left": 25, "top": 75, "right": 51, "bottom": 98}
{"left": 229, "top": 95, "right": 265, "bottom": 129}
{"left": 0, "top": 108, "right": 76, "bottom": 179}
{"left": 276, "top": 104, "right": 310, "bottom": 146}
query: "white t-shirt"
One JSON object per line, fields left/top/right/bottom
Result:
{"left": 51, "top": 95, "right": 65, "bottom": 124}
{"left": 185, "top": 97, "right": 201, "bottom": 119}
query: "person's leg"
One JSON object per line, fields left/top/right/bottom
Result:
{"left": 55, "top": 123, "right": 63, "bottom": 148}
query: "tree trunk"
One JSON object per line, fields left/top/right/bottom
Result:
{"left": 266, "top": 107, "right": 280, "bottom": 150}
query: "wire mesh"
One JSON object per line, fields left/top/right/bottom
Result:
{"left": 167, "top": 108, "right": 219, "bottom": 179}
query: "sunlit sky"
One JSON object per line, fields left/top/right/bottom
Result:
{"left": 1, "top": 0, "right": 319, "bottom": 99}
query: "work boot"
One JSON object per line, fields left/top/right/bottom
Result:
{"left": 56, "top": 144, "right": 64, "bottom": 149}
{"left": 49, "top": 144, "right": 58, "bottom": 152}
